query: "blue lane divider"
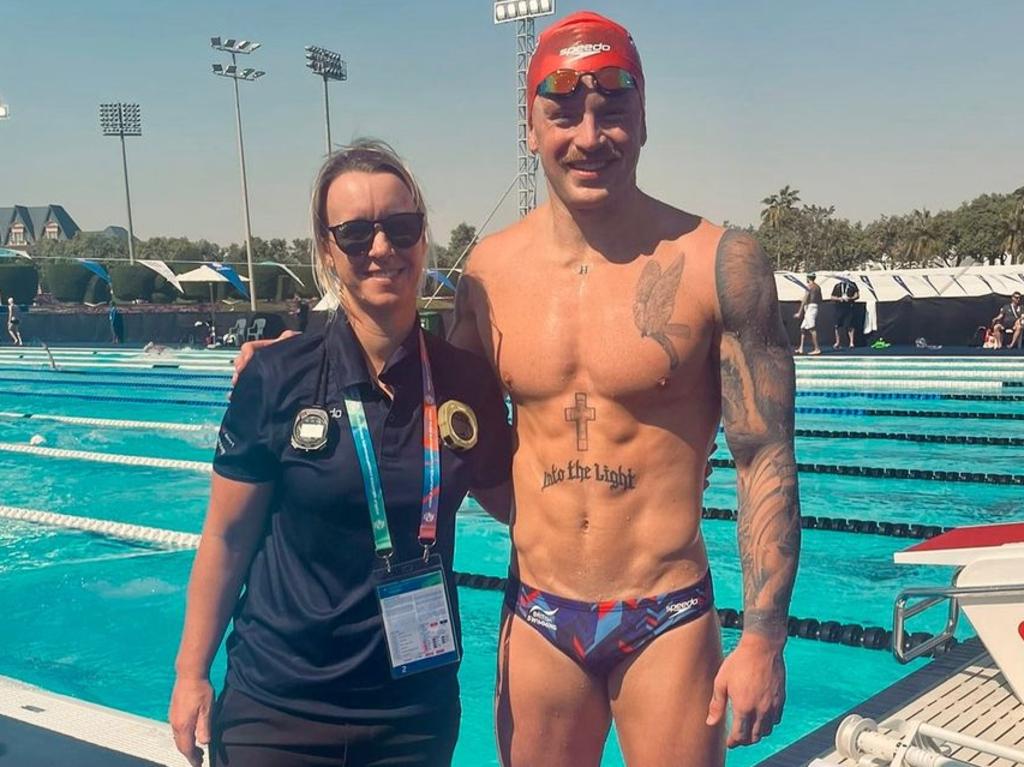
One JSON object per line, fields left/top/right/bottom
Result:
{"left": 799, "top": 390, "right": 1024, "bottom": 403}
{"left": 0, "top": 377, "right": 228, "bottom": 393}
{"left": 708, "top": 457, "right": 1023, "bottom": 485}
{"left": 792, "top": 428, "right": 1024, "bottom": 447}
{"left": 717, "top": 426, "right": 1024, "bottom": 446}
{"left": 0, "top": 365, "right": 230, "bottom": 380}
{"left": 0, "top": 389, "right": 226, "bottom": 408}
{"left": 795, "top": 406, "right": 1024, "bottom": 420}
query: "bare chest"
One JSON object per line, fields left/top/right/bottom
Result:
{"left": 485, "top": 254, "right": 715, "bottom": 401}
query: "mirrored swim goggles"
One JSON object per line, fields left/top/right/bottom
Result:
{"left": 535, "top": 66, "right": 638, "bottom": 99}
{"left": 328, "top": 212, "right": 425, "bottom": 257}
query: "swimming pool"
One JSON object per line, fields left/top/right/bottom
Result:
{"left": 1, "top": 346, "right": 1021, "bottom": 766}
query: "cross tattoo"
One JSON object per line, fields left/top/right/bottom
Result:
{"left": 564, "top": 392, "right": 596, "bottom": 451}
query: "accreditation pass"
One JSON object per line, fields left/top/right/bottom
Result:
{"left": 376, "top": 563, "right": 459, "bottom": 679}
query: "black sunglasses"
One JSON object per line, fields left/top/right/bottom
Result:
{"left": 327, "top": 212, "right": 425, "bottom": 256}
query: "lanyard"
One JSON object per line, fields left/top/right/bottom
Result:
{"left": 344, "top": 330, "right": 440, "bottom": 569}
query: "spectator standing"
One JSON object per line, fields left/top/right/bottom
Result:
{"left": 109, "top": 300, "right": 125, "bottom": 345}
{"left": 793, "top": 273, "right": 822, "bottom": 355}
{"left": 830, "top": 274, "right": 859, "bottom": 349}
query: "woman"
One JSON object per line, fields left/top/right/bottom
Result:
{"left": 169, "top": 140, "right": 513, "bottom": 767}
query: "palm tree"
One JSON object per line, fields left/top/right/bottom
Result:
{"left": 905, "top": 208, "right": 942, "bottom": 266}
{"left": 1003, "top": 186, "right": 1024, "bottom": 263}
{"left": 760, "top": 185, "right": 801, "bottom": 231}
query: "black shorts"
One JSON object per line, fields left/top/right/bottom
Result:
{"left": 211, "top": 686, "right": 461, "bottom": 767}
{"left": 834, "top": 303, "right": 854, "bottom": 329}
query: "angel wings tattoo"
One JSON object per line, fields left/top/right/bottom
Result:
{"left": 633, "top": 256, "right": 691, "bottom": 369}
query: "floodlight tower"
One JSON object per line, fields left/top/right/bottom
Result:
{"left": 493, "top": 0, "right": 555, "bottom": 218}
{"left": 99, "top": 103, "right": 142, "bottom": 264}
{"left": 305, "top": 46, "right": 348, "bottom": 155}
{"left": 211, "top": 36, "right": 265, "bottom": 312}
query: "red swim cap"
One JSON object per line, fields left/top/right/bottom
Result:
{"left": 526, "top": 11, "right": 644, "bottom": 123}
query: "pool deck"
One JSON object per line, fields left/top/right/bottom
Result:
{"left": 0, "top": 675, "right": 189, "bottom": 766}
{"left": 757, "top": 638, "right": 1024, "bottom": 766}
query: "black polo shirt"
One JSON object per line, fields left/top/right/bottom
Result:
{"left": 213, "top": 316, "right": 512, "bottom": 720}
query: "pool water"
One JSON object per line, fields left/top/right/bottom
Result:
{"left": 1, "top": 349, "right": 1022, "bottom": 766}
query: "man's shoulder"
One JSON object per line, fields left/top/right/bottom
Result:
{"left": 712, "top": 228, "right": 771, "bottom": 272}
{"left": 469, "top": 218, "right": 533, "bottom": 276}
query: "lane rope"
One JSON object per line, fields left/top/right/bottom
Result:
{"left": 700, "top": 506, "right": 948, "bottom": 539}
{"left": 790, "top": 428, "right": 1024, "bottom": 447}
{"left": 0, "top": 505, "right": 200, "bottom": 548}
{"left": 0, "top": 390, "right": 226, "bottom": 408}
{"left": 0, "top": 376, "right": 228, "bottom": 393}
{"left": 0, "top": 443, "right": 211, "bottom": 473}
{"left": 798, "top": 389, "right": 1024, "bottom": 401}
{"left": 0, "top": 505, "right": 950, "bottom": 656}
{"left": 796, "top": 406, "right": 1024, "bottom": 421}
{"left": 708, "top": 457, "right": 1023, "bottom": 485}
{"left": 0, "top": 411, "right": 212, "bottom": 433}
{"left": 0, "top": 365, "right": 230, "bottom": 380}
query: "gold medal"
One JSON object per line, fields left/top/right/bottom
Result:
{"left": 438, "top": 400, "right": 478, "bottom": 451}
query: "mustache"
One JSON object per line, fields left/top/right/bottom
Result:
{"left": 562, "top": 146, "right": 622, "bottom": 165}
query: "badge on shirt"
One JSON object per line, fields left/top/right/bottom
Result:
{"left": 291, "top": 407, "right": 330, "bottom": 451}
{"left": 374, "top": 555, "right": 460, "bottom": 678}
{"left": 438, "top": 400, "right": 478, "bottom": 452}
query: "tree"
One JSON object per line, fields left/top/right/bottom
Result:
{"left": 861, "top": 215, "right": 905, "bottom": 266}
{"left": 1003, "top": 186, "right": 1024, "bottom": 263}
{"left": 904, "top": 209, "right": 942, "bottom": 266}
{"left": 760, "top": 185, "right": 801, "bottom": 232}
{"left": 444, "top": 223, "right": 478, "bottom": 268}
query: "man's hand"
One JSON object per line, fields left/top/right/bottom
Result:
{"left": 169, "top": 676, "right": 214, "bottom": 766}
{"left": 706, "top": 635, "right": 786, "bottom": 747}
{"left": 231, "top": 331, "right": 299, "bottom": 386}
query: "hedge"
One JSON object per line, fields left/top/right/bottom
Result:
{"left": 42, "top": 261, "right": 94, "bottom": 302}
{"left": 39, "top": 261, "right": 111, "bottom": 303}
{"left": 0, "top": 264, "right": 40, "bottom": 304}
{"left": 110, "top": 264, "right": 157, "bottom": 302}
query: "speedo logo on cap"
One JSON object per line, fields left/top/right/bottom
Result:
{"left": 558, "top": 42, "right": 612, "bottom": 60}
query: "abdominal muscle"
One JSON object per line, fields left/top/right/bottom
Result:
{"left": 508, "top": 390, "right": 718, "bottom": 602}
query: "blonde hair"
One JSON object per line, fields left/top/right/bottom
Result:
{"left": 309, "top": 138, "right": 429, "bottom": 307}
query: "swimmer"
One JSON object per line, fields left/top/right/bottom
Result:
{"left": 450, "top": 13, "right": 800, "bottom": 765}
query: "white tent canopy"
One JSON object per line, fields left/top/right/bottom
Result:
{"left": 175, "top": 265, "right": 249, "bottom": 284}
{"left": 776, "top": 264, "right": 1024, "bottom": 303}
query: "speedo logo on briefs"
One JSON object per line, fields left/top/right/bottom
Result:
{"left": 558, "top": 42, "right": 612, "bottom": 60}
{"left": 666, "top": 597, "right": 701, "bottom": 614}
{"left": 526, "top": 605, "right": 558, "bottom": 631}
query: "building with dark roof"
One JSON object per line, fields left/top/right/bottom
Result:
{"left": 0, "top": 205, "right": 81, "bottom": 251}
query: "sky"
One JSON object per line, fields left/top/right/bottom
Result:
{"left": 1, "top": 0, "right": 1023, "bottom": 249}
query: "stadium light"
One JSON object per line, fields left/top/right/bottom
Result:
{"left": 0, "top": 100, "right": 9, "bottom": 120}
{"left": 99, "top": 103, "right": 142, "bottom": 264}
{"left": 305, "top": 45, "right": 348, "bottom": 154}
{"left": 493, "top": 0, "right": 554, "bottom": 217}
{"left": 493, "top": 0, "right": 554, "bottom": 24}
{"left": 210, "top": 35, "right": 265, "bottom": 311}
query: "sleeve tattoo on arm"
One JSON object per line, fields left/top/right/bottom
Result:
{"left": 716, "top": 231, "right": 801, "bottom": 641}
